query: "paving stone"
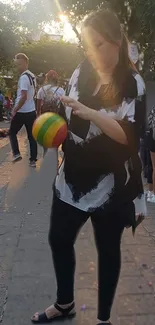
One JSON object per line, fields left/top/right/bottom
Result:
{"left": 0, "top": 144, "right": 10, "bottom": 164}
{"left": 8, "top": 275, "right": 56, "bottom": 296}
{"left": 76, "top": 288, "right": 97, "bottom": 309}
{"left": 18, "top": 231, "right": 48, "bottom": 243}
{"left": 117, "top": 294, "right": 155, "bottom": 315}
{"left": 133, "top": 227, "right": 150, "bottom": 237}
{"left": 117, "top": 276, "right": 153, "bottom": 295}
{"left": 24, "top": 214, "right": 50, "bottom": 227}
{"left": 120, "top": 262, "right": 142, "bottom": 277}
{"left": 131, "top": 245, "right": 155, "bottom": 265}
{"left": 76, "top": 309, "right": 97, "bottom": 325}
{"left": 118, "top": 314, "right": 155, "bottom": 325}
{"left": 75, "top": 272, "right": 97, "bottom": 290}
{"left": 123, "top": 234, "right": 154, "bottom": 245}
{"left": 0, "top": 285, "right": 7, "bottom": 321}
{"left": 17, "top": 237, "right": 48, "bottom": 250}
{"left": 0, "top": 212, "right": 23, "bottom": 227}
{"left": 23, "top": 222, "right": 48, "bottom": 233}
{"left": 121, "top": 250, "right": 134, "bottom": 263}
{"left": 0, "top": 230, "right": 19, "bottom": 249}
{"left": 14, "top": 247, "right": 51, "bottom": 262}
{"left": 12, "top": 261, "right": 54, "bottom": 278}
{"left": 0, "top": 205, "right": 24, "bottom": 213}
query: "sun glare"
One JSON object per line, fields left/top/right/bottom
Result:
{"left": 1, "top": 0, "right": 28, "bottom": 4}
{"left": 1, "top": 0, "right": 78, "bottom": 43}
{"left": 59, "top": 14, "right": 78, "bottom": 42}
{"left": 59, "top": 14, "right": 68, "bottom": 23}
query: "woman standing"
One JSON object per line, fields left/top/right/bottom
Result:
{"left": 32, "top": 10, "right": 146, "bottom": 325}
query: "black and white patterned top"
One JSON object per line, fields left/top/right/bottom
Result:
{"left": 148, "top": 105, "right": 155, "bottom": 131}
{"left": 55, "top": 64, "right": 146, "bottom": 214}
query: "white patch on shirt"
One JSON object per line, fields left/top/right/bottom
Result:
{"left": 134, "top": 74, "right": 146, "bottom": 96}
{"left": 65, "top": 106, "right": 72, "bottom": 122}
{"left": 56, "top": 161, "right": 114, "bottom": 212}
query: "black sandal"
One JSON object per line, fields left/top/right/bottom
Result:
{"left": 31, "top": 302, "right": 76, "bottom": 323}
{"left": 96, "top": 323, "right": 113, "bottom": 325}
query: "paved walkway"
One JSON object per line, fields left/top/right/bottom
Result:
{"left": 0, "top": 128, "right": 155, "bottom": 325}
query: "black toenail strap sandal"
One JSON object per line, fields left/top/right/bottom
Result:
{"left": 31, "top": 302, "right": 76, "bottom": 324}
{"left": 54, "top": 302, "right": 75, "bottom": 315}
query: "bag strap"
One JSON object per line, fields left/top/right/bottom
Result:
{"left": 42, "top": 85, "right": 55, "bottom": 100}
{"left": 23, "top": 72, "right": 35, "bottom": 89}
{"left": 42, "top": 86, "right": 47, "bottom": 97}
{"left": 53, "top": 86, "right": 59, "bottom": 96}
{"left": 23, "top": 72, "right": 36, "bottom": 97}
{"left": 49, "top": 86, "right": 59, "bottom": 100}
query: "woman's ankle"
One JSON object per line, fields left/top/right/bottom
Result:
{"left": 97, "top": 319, "right": 110, "bottom": 324}
{"left": 57, "top": 301, "right": 74, "bottom": 309}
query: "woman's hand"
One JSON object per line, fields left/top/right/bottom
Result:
{"left": 61, "top": 96, "right": 93, "bottom": 120}
{"left": 61, "top": 96, "right": 127, "bottom": 144}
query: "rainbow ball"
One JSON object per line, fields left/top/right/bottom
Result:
{"left": 32, "top": 112, "right": 67, "bottom": 148}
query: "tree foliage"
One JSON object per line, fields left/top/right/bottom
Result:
{"left": 0, "top": 2, "right": 21, "bottom": 70}
{"left": 0, "top": 0, "right": 53, "bottom": 70}
{"left": 0, "top": 0, "right": 155, "bottom": 79}
{"left": 19, "top": 0, "right": 53, "bottom": 40}
{"left": 59, "top": 0, "right": 155, "bottom": 78}
{"left": 21, "top": 39, "right": 84, "bottom": 77}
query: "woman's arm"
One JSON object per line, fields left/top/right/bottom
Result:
{"left": 37, "top": 99, "right": 42, "bottom": 116}
{"left": 37, "top": 88, "right": 43, "bottom": 116}
{"left": 61, "top": 96, "right": 127, "bottom": 145}
{"left": 89, "top": 109, "right": 127, "bottom": 145}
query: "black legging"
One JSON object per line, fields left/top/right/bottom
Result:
{"left": 49, "top": 194, "right": 134, "bottom": 321}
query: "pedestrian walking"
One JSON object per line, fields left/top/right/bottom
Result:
{"left": 9, "top": 53, "right": 37, "bottom": 167}
{"left": 32, "top": 10, "right": 146, "bottom": 325}
{"left": 37, "top": 70, "right": 65, "bottom": 116}
{"left": 37, "top": 70, "right": 65, "bottom": 156}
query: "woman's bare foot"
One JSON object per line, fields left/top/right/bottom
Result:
{"left": 31, "top": 302, "right": 75, "bottom": 322}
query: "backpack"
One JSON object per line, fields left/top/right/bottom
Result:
{"left": 41, "top": 86, "right": 60, "bottom": 114}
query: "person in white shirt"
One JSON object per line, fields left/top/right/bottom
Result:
{"left": 37, "top": 70, "right": 65, "bottom": 116}
{"left": 37, "top": 70, "right": 65, "bottom": 157}
{"left": 9, "top": 53, "right": 37, "bottom": 167}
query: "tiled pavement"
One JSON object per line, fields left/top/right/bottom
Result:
{"left": 0, "top": 127, "right": 155, "bottom": 325}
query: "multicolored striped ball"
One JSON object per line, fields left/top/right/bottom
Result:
{"left": 32, "top": 112, "right": 67, "bottom": 148}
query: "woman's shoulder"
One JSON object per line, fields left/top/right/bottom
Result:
{"left": 65, "top": 65, "right": 81, "bottom": 96}
{"left": 123, "top": 70, "right": 145, "bottom": 99}
{"left": 132, "top": 71, "right": 145, "bottom": 97}
{"left": 69, "top": 65, "right": 81, "bottom": 85}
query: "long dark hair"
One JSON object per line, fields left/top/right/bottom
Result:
{"left": 78, "top": 10, "right": 138, "bottom": 105}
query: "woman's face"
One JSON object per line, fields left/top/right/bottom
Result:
{"left": 82, "top": 26, "right": 120, "bottom": 73}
